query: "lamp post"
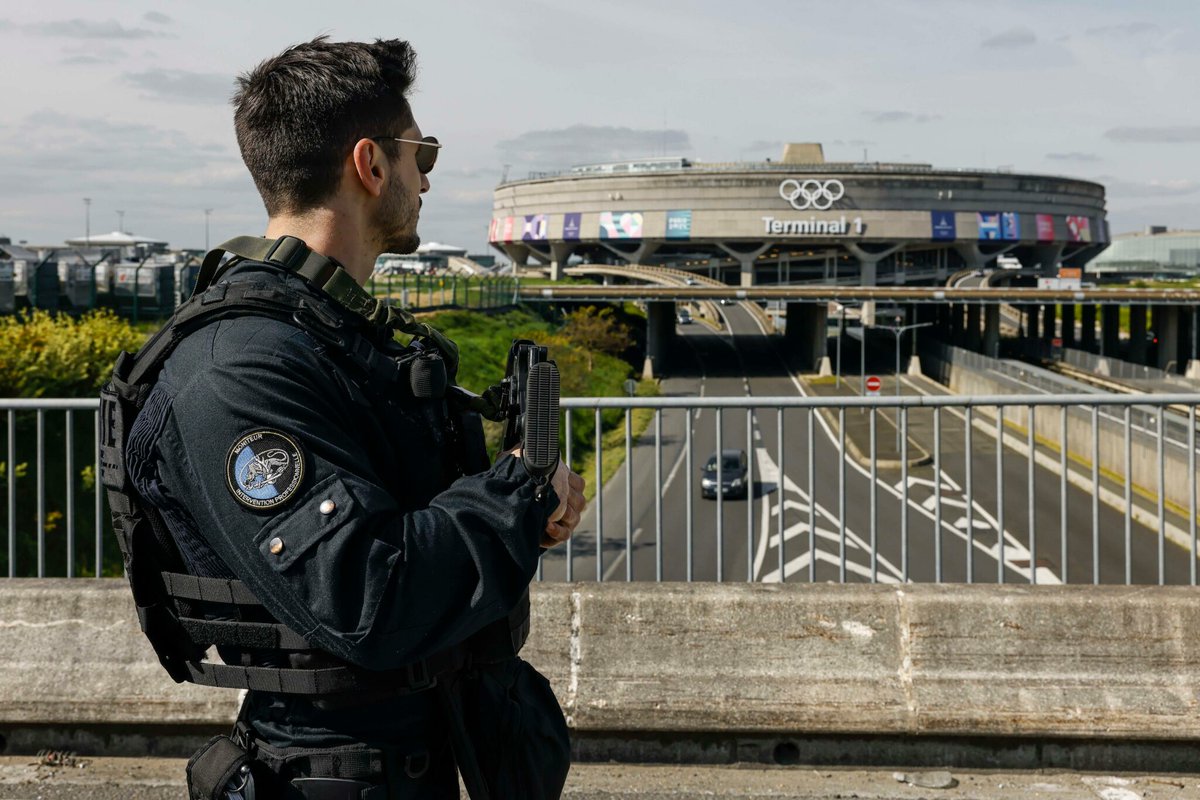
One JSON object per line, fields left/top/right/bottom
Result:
{"left": 117, "top": 210, "right": 125, "bottom": 233}
{"left": 204, "top": 208, "right": 213, "bottom": 250}
{"left": 876, "top": 318, "right": 934, "bottom": 449}
{"left": 83, "top": 198, "right": 92, "bottom": 246}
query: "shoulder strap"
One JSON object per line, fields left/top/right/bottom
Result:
{"left": 198, "top": 236, "right": 461, "bottom": 380}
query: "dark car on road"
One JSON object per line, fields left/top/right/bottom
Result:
{"left": 701, "top": 449, "right": 748, "bottom": 499}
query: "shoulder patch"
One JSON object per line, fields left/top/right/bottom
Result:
{"left": 226, "top": 430, "right": 305, "bottom": 510}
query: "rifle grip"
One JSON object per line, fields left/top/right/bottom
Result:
{"left": 522, "top": 361, "right": 560, "bottom": 480}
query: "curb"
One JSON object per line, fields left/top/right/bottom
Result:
{"left": 801, "top": 379, "right": 933, "bottom": 470}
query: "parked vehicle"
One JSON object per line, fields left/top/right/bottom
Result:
{"left": 676, "top": 308, "right": 692, "bottom": 324}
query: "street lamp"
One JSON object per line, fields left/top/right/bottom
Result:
{"left": 83, "top": 198, "right": 92, "bottom": 246}
{"left": 204, "top": 208, "right": 213, "bottom": 250}
{"left": 117, "top": 210, "right": 125, "bottom": 233}
{"left": 875, "top": 318, "right": 934, "bottom": 449}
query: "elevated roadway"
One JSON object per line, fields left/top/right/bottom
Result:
{"left": 521, "top": 278, "right": 1200, "bottom": 306}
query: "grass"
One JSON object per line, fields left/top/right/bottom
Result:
{"left": 572, "top": 378, "right": 661, "bottom": 504}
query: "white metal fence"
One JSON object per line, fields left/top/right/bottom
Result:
{"left": 4, "top": 393, "right": 1199, "bottom": 585}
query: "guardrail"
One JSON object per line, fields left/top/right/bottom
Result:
{"left": 6, "top": 393, "right": 1199, "bottom": 586}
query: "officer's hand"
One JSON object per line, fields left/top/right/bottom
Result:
{"left": 543, "top": 460, "right": 585, "bottom": 548}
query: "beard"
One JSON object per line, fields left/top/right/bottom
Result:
{"left": 375, "top": 178, "right": 420, "bottom": 254}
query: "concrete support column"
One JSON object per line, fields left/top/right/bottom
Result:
{"left": 1153, "top": 305, "right": 1181, "bottom": 372}
{"left": 1042, "top": 304, "right": 1057, "bottom": 342}
{"left": 1061, "top": 304, "right": 1076, "bottom": 348}
{"left": 499, "top": 243, "right": 531, "bottom": 267}
{"left": 1101, "top": 305, "right": 1120, "bottom": 357}
{"left": 1032, "top": 243, "right": 1065, "bottom": 275}
{"left": 983, "top": 305, "right": 1001, "bottom": 358}
{"left": 1028, "top": 305, "right": 1040, "bottom": 340}
{"left": 643, "top": 302, "right": 674, "bottom": 379}
{"left": 1081, "top": 305, "right": 1097, "bottom": 352}
{"left": 1128, "top": 305, "right": 1148, "bottom": 365}
{"left": 549, "top": 242, "right": 577, "bottom": 281}
{"left": 784, "top": 302, "right": 829, "bottom": 372}
{"left": 846, "top": 243, "right": 903, "bottom": 288}
{"left": 966, "top": 304, "right": 982, "bottom": 351}
{"left": 717, "top": 243, "right": 771, "bottom": 288}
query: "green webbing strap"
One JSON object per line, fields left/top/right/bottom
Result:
{"left": 199, "top": 236, "right": 462, "bottom": 380}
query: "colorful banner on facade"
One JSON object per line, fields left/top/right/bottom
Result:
{"left": 977, "top": 212, "right": 1001, "bottom": 241}
{"left": 488, "top": 218, "right": 500, "bottom": 243}
{"left": 1001, "top": 212, "right": 1020, "bottom": 241}
{"left": 521, "top": 214, "right": 548, "bottom": 241}
{"left": 1036, "top": 214, "right": 1055, "bottom": 242}
{"left": 666, "top": 209, "right": 692, "bottom": 239}
{"left": 930, "top": 211, "right": 956, "bottom": 240}
{"left": 501, "top": 216, "right": 514, "bottom": 243}
{"left": 1066, "top": 215, "right": 1092, "bottom": 243}
{"left": 562, "top": 212, "right": 582, "bottom": 241}
{"left": 599, "top": 211, "right": 643, "bottom": 239}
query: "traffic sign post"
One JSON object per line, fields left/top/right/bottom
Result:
{"left": 865, "top": 375, "right": 881, "bottom": 396}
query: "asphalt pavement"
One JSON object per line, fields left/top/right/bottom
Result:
{"left": 538, "top": 304, "right": 1200, "bottom": 587}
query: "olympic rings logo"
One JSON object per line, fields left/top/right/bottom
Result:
{"left": 778, "top": 178, "right": 845, "bottom": 211}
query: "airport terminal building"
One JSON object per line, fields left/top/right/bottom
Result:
{"left": 489, "top": 144, "right": 1109, "bottom": 286}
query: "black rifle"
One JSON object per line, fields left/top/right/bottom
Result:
{"left": 500, "top": 339, "right": 560, "bottom": 496}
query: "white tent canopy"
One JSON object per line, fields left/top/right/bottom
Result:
{"left": 63, "top": 231, "right": 169, "bottom": 248}
{"left": 415, "top": 241, "right": 467, "bottom": 256}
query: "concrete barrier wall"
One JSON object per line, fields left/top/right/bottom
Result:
{"left": 6, "top": 580, "right": 1200, "bottom": 741}
{"left": 935, "top": 354, "right": 1196, "bottom": 515}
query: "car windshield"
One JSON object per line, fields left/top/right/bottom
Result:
{"left": 704, "top": 456, "right": 741, "bottom": 472}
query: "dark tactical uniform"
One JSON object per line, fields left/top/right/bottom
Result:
{"left": 120, "top": 253, "right": 567, "bottom": 798}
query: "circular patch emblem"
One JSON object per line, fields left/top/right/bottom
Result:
{"left": 225, "top": 430, "right": 305, "bottom": 510}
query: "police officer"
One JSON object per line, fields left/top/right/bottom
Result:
{"left": 112, "top": 36, "right": 585, "bottom": 799}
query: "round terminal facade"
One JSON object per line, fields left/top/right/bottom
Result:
{"left": 489, "top": 144, "right": 1108, "bottom": 286}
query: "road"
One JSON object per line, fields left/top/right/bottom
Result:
{"left": 538, "top": 305, "right": 1199, "bottom": 585}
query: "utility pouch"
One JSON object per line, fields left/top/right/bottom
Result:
{"left": 187, "top": 735, "right": 251, "bottom": 800}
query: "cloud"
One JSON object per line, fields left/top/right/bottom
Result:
{"left": 982, "top": 27, "right": 1036, "bottom": 49}
{"left": 25, "top": 18, "right": 166, "bottom": 39}
{"left": 1046, "top": 152, "right": 1102, "bottom": 163}
{"left": 60, "top": 44, "right": 127, "bottom": 65}
{"left": 1099, "top": 176, "right": 1200, "bottom": 198}
{"left": 142, "top": 11, "right": 172, "bottom": 24}
{"left": 1104, "top": 126, "right": 1200, "bottom": 143}
{"left": 121, "top": 69, "right": 234, "bottom": 105}
{"left": 496, "top": 124, "right": 691, "bottom": 169}
{"left": 1085, "top": 22, "right": 1158, "bottom": 37}
{"left": 0, "top": 110, "right": 235, "bottom": 180}
{"left": 866, "top": 111, "right": 942, "bottom": 124}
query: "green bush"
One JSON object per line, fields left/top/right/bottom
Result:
{"left": 0, "top": 310, "right": 147, "bottom": 398}
{"left": 427, "top": 306, "right": 655, "bottom": 465}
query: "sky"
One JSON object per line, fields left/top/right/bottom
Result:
{"left": 0, "top": 0, "right": 1197, "bottom": 254}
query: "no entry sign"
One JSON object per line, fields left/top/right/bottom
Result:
{"left": 865, "top": 375, "right": 882, "bottom": 396}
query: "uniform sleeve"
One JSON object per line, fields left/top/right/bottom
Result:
{"left": 158, "top": 320, "right": 557, "bottom": 671}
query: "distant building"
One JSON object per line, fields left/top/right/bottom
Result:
{"left": 1089, "top": 227, "right": 1200, "bottom": 278}
{"left": 490, "top": 143, "right": 1110, "bottom": 286}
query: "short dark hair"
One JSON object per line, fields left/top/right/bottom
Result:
{"left": 232, "top": 36, "right": 417, "bottom": 216}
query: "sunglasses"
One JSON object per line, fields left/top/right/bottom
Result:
{"left": 371, "top": 135, "right": 441, "bottom": 174}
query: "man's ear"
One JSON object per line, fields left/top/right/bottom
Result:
{"left": 350, "top": 138, "right": 387, "bottom": 198}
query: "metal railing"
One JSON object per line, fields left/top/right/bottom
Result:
{"left": 5, "top": 393, "right": 1200, "bottom": 585}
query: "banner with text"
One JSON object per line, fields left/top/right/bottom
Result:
{"left": 562, "top": 212, "right": 582, "bottom": 241}
{"left": 1036, "top": 214, "right": 1055, "bottom": 242}
{"left": 1001, "top": 212, "right": 1020, "bottom": 241}
{"left": 666, "top": 209, "right": 693, "bottom": 239}
{"left": 931, "top": 210, "right": 956, "bottom": 240}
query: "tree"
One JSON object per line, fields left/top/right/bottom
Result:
{"left": 560, "top": 306, "right": 631, "bottom": 371}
